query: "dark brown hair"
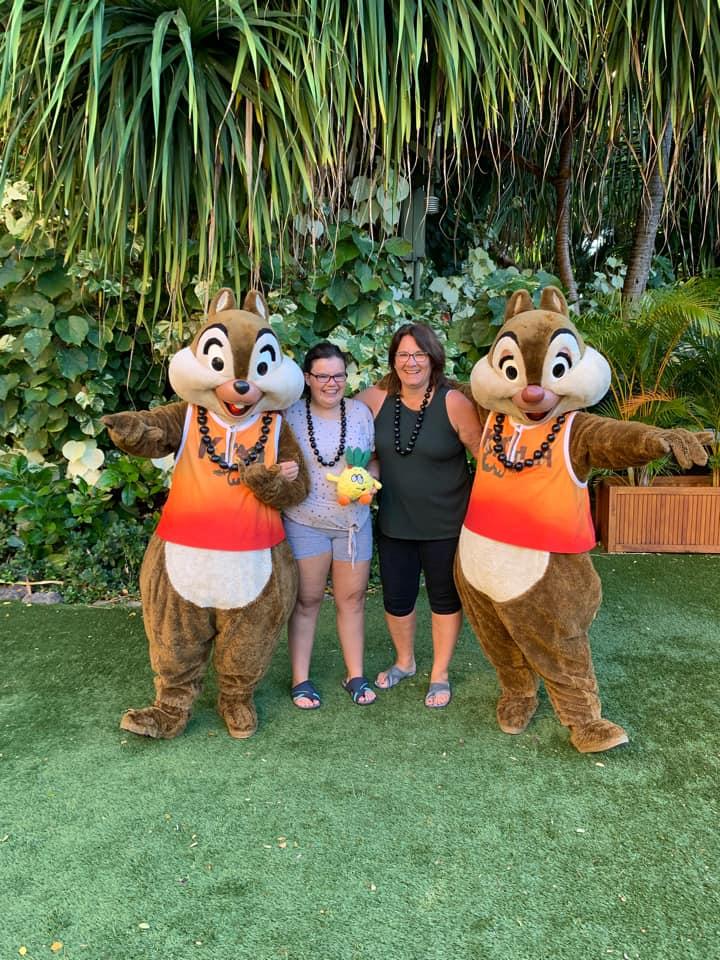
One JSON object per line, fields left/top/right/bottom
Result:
{"left": 302, "top": 341, "right": 347, "bottom": 398}
{"left": 385, "top": 322, "right": 448, "bottom": 395}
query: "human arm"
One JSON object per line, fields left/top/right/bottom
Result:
{"left": 366, "top": 454, "right": 380, "bottom": 482}
{"left": 101, "top": 402, "right": 187, "bottom": 458}
{"left": 354, "top": 384, "right": 387, "bottom": 418}
{"left": 446, "top": 389, "right": 485, "bottom": 459}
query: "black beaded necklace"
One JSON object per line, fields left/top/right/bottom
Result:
{"left": 305, "top": 397, "right": 347, "bottom": 467}
{"left": 393, "top": 384, "right": 432, "bottom": 456}
{"left": 491, "top": 412, "right": 566, "bottom": 471}
{"left": 197, "top": 405, "right": 272, "bottom": 471}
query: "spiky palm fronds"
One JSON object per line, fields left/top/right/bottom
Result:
{"left": 582, "top": 277, "right": 720, "bottom": 428}
{"left": 2, "top": 0, "right": 719, "bottom": 322}
{"left": 0, "top": 0, "right": 546, "bottom": 318}
{"left": 1, "top": 0, "right": 312, "bottom": 317}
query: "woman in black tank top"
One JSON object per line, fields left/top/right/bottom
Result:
{"left": 356, "top": 323, "right": 483, "bottom": 708}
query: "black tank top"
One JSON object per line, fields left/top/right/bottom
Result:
{"left": 374, "top": 384, "right": 472, "bottom": 540}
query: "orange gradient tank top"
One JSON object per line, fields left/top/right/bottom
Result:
{"left": 156, "top": 405, "right": 285, "bottom": 551}
{"left": 463, "top": 411, "right": 596, "bottom": 553}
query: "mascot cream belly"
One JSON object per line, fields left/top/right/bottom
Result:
{"left": 455, "top": 287, "right": 711, "bottom": 753}
{"left": 103, "top": 288, "right": 309, "bottom": 739}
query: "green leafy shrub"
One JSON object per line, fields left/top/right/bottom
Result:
{"left": 431, "top": 246, "right": 561, "bottom": 371}
{"left": 0, "top": 234, "right": 166, "bottom": 457}
{"left": 0, "top": 453, "right": 166, "bottom": 601}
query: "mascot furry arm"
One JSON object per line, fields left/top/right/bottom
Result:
{"left": 104, "top": 403, "right": 308, "bottom": 510}
{"left": 455, "top": 286, "right": 710, "bottom": 755}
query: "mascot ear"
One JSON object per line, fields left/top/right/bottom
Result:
{"left": 539, "top": 286, "right": 569, "bottom": 316}
{"left": 504, "top": 289, "right": 534, "bottom": 320}
{"left": 242, "top": 290, "right": 269, "bottom": 322}
{"left": 210, "top": 288, "right": 237, "bottom": 315}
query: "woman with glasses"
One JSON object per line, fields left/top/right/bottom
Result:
{"left": 357, "top": 323, "right": 482, "bottom": 707}
{"left": 283, "top": 342, "right": 379, "bottom": 708}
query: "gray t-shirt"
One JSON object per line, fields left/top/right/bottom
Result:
{"left": 284, "top": 397, "right": 375, "bottom": 531}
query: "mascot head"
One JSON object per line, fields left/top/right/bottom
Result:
{"left": 169, "top": 288, "right": 304, "bottom": 424}
{"left": 470, "top": 286, "right": 611, "bottom": 425}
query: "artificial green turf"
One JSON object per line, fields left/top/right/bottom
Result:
{"left": 1, "top": 554, "right": 719, "bottom": 960}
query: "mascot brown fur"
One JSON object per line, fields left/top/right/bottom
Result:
{"left": 455, "top": 287, "right": 711, "bottom": 753}
{"left": 103, "top": 288, "right": 309, "bottom": 739}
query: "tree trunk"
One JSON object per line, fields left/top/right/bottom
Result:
{"left": 553, "top": 103, "right": 579, "bottom": 312}
{"left": 623, "top": 115, "right": 673, "bottom": 303}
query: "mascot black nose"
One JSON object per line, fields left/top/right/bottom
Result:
{"left": 234, "top": 380, "right": 250, "bottom": 395}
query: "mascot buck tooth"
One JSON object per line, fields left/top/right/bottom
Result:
{"left": 455, "top": 286, "right": 711, "bottom": 754}
{"left": 103, "top": 288, "right": 309, "bottom": 740}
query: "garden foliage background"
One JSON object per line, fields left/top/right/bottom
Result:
{"left": 1, "top": 0, "right": 720, "bottom": 599}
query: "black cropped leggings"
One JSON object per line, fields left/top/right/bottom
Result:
{"left": 377, "top": 532, "right": 462, "bottom": 617}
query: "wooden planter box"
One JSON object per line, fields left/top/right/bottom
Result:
{"left": 594, "top": 476, "right": 720, "bottom": 554}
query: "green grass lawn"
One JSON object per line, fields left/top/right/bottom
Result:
{"left": 2, "top": 554, "right": 719, "bottom": 960}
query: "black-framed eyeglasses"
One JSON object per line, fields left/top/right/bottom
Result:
{"left": 308, "top": 372, "right": 348, "bottom": 384}
{"left": 395, "top": 351, "right": 429, "bottom": 365}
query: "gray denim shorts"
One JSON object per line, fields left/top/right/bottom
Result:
{"left": 283, "top": 515, "right": 373, "bottom": 563}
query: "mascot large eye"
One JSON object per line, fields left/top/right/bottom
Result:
{"left": 491, "top": 333, "right": 526, "bottom": 386}
{"left": 543, "top": 330, "right": 582, "bottom": 384}
{"left": 249, "top": 329, "right": 282, "bottom": 381}
{"left": 499, "top": 357, "right": 520, "bottom": 381}
{"left": 551, "top": 353, "right": 572, "bottom": 379}
{"left": 196, "top": 324, "right": 233, "bottom": 376}
{"left": 255, "top": 344, "right": 277, "bottom": 377}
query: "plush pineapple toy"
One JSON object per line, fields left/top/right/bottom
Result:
{"left": 326, "top": 448, "right": 381, "bottom": 505}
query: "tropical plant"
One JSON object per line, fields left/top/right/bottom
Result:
{"left": 0, "top": 451, "right": 166, "bottom": 601}
{"left": 580, "top": 276, "right": 720, "bottom": 484}
{"left": 441, "top": 1, "right": 720, "bottom": 300}
{"left": 0, "top": 201, "right": 166, "bottom": 456}
{"left": 676, "top": 329, "right": 720, "bottom": 486}
{"left": 432, "top": 247, "right": 561, "bottom": 367}
{"left": 0, "top": 0, "right": 538, "bottom": 320}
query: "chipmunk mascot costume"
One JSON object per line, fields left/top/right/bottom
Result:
{"left": 103, "top": 288, "right": 309, "bottom": 740}
{"left": 455, "top": 286, "right": 711, "bottom": 753}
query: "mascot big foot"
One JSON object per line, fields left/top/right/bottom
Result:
{"left": 103, "top": 289, "right": 309, "bottom": 739}
{"left": 455, "top": 287, "right": 711, "bottom": 753}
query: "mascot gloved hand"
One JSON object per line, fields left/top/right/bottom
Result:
{"left": 103, "top": 288, "right": 309, "bottom": 740}
{"left": 454, "top": 286, "right": 711, "bottom": 754}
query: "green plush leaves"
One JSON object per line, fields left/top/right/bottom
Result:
{"left": 344, "top": 447, "right": 371, "bottom": 468}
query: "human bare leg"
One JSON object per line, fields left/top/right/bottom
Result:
{"left": 425, "top": 609, "right": 463, "bottom": 707}
{"left": 287, "top": 552, "right": 332, "bottom": 707}
{"left": 375, "top": 610, "right": 417, "bottom": 687}
{"left": 332, "top": 557, "right": 374, "bottom": 703}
